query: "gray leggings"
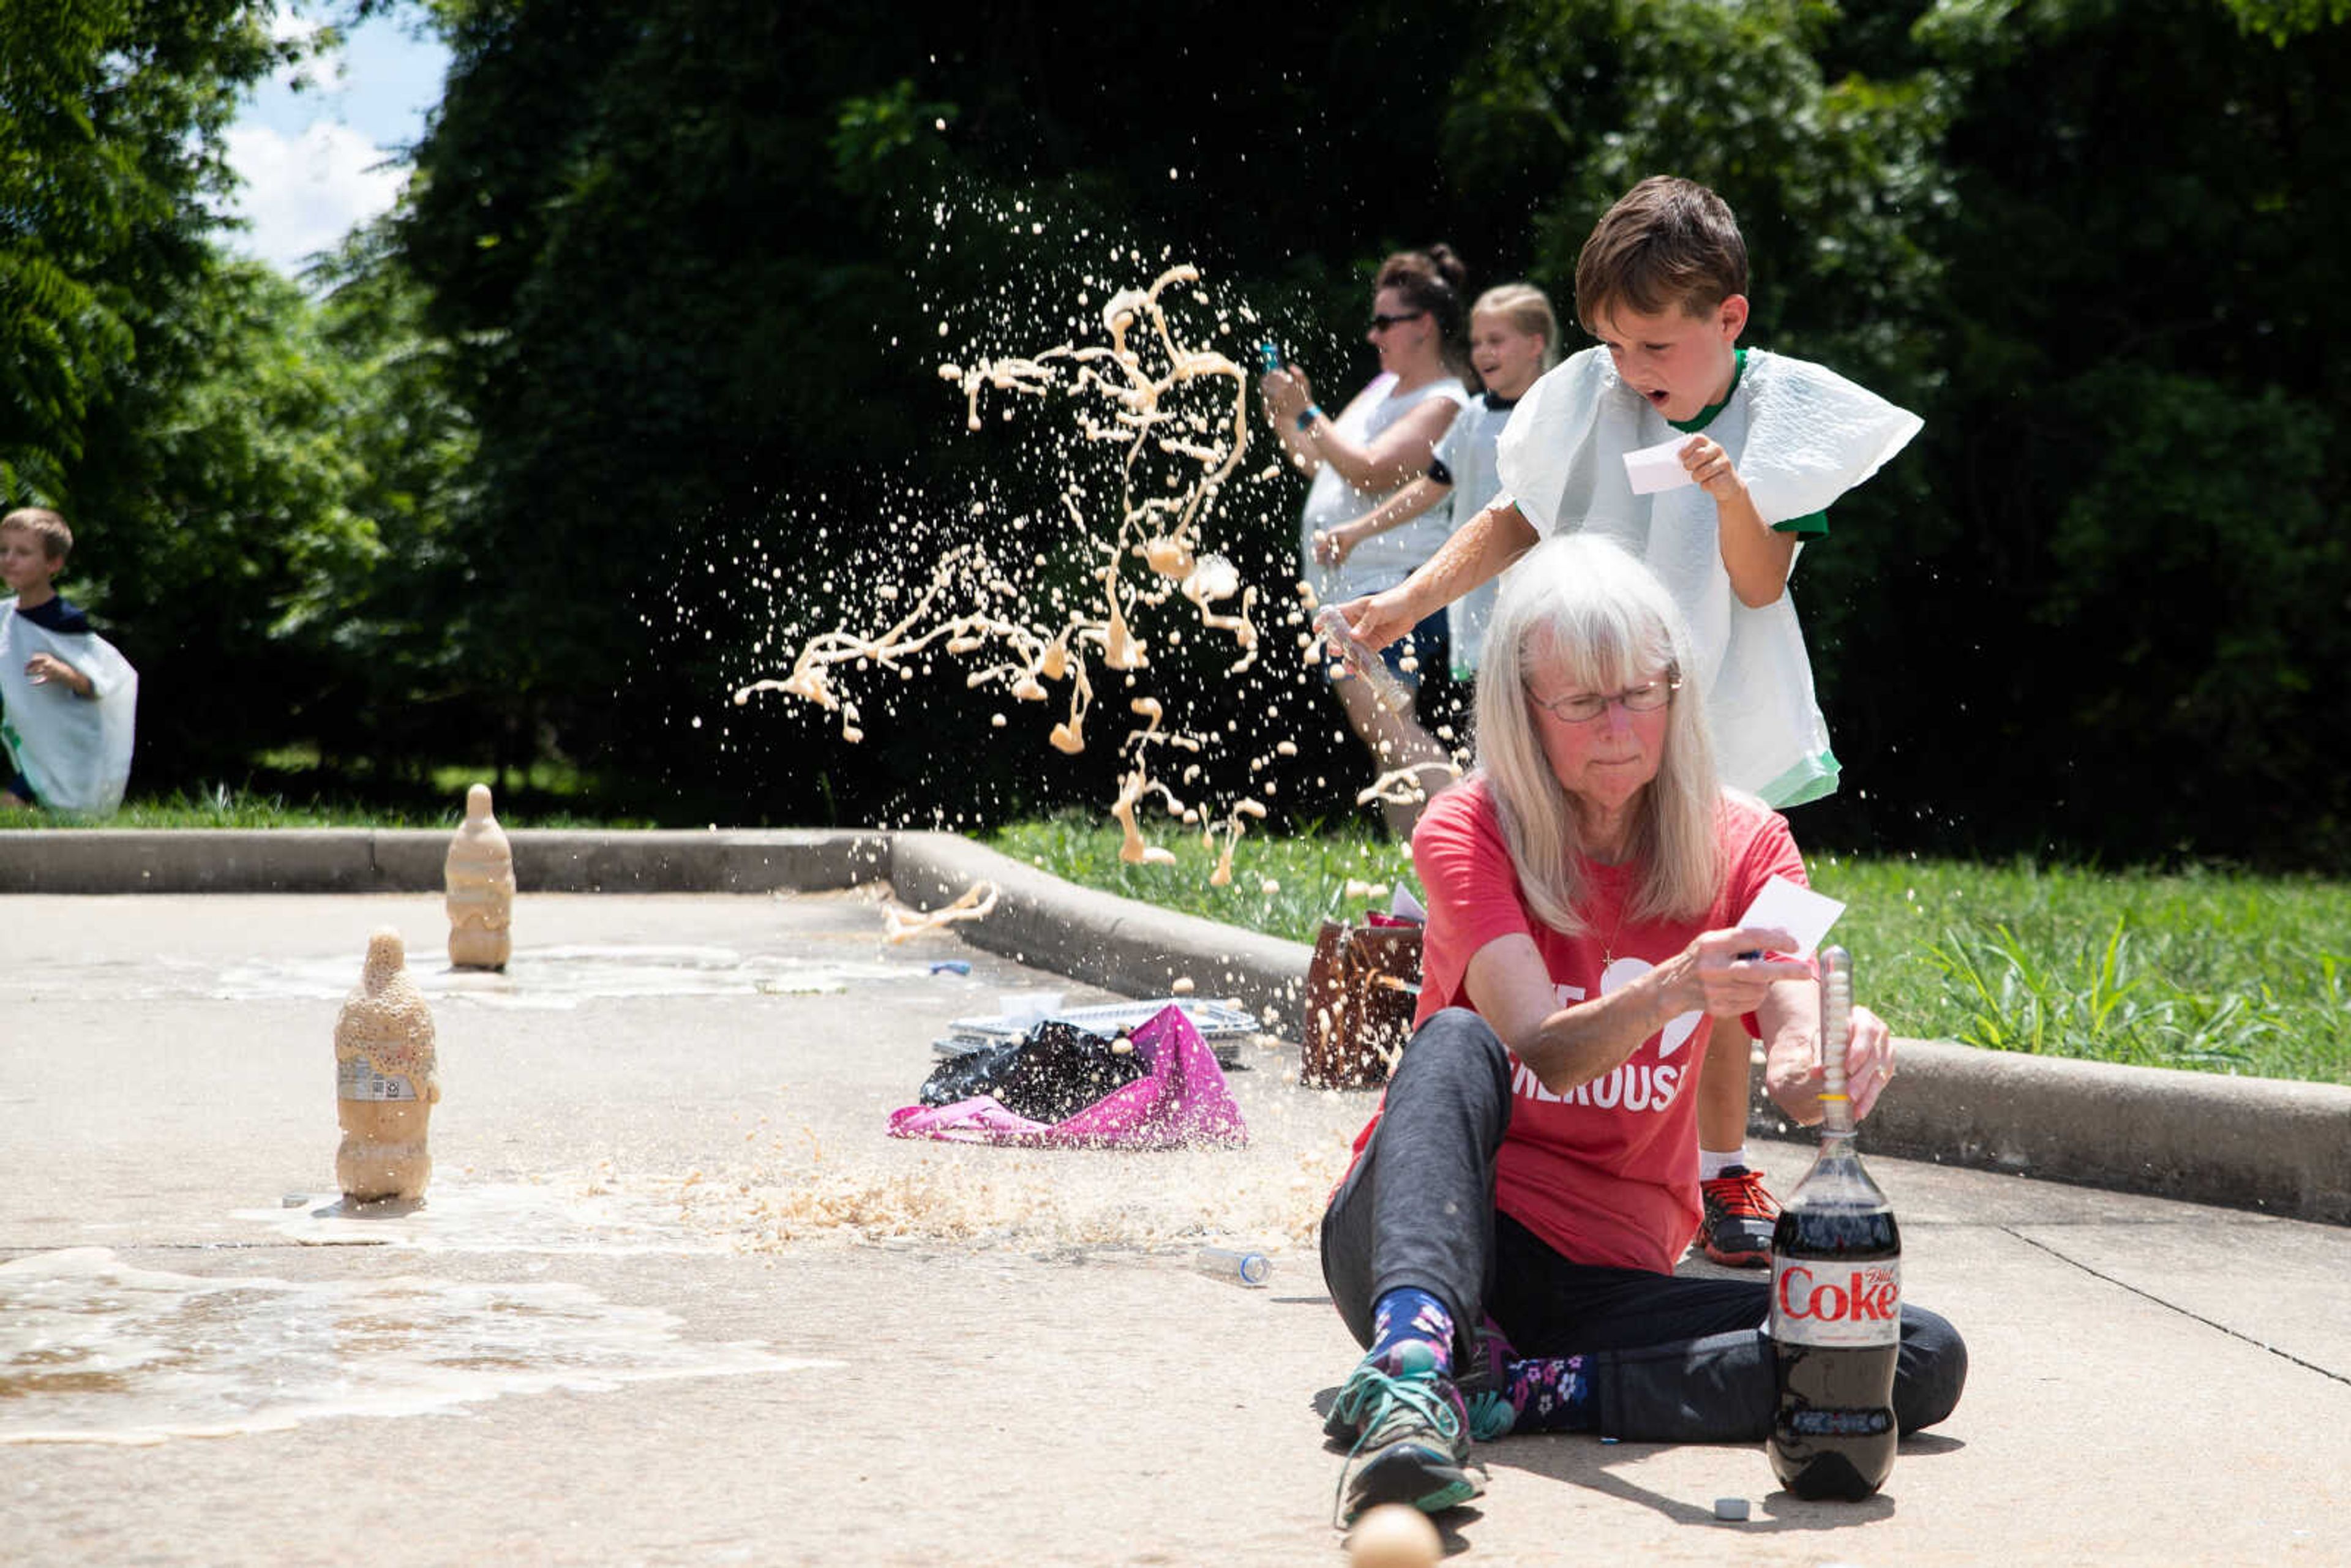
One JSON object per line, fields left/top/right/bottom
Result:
{"left": 1319, "top": 1008, "right": 1968, "bottom": 1443}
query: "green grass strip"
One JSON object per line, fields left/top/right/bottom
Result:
{"left": 992, "top": 814, "right": 2351, "bottom": 1087}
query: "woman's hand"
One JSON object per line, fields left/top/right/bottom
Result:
{"left": 1840, "top": 1005, "right": 1898, "bottom": 1119}
{"left": 1654, "top": 926, "right": 1810, "bottom": 1021}
{"left": 1260, "top": 366, "right": 1311, "bottom": 426}
{"left": 1763, "top": 1001, "right": 1901, "bottom": 1123}
{"left": 1678, "top": 434, "right": 1749, "bottom": 506}
{"left": 1313, "top": 522, "right": 1365, "bottom": 567}
{"left": 1466, "top": 925, "right": 1805, "bottom": 1100}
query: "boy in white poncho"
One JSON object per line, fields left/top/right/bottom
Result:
{"left": 1326, "top": 177, "right": 1921, "bottom": 1270}
{"left": 1, "top": 508, "right": 138, "bottom": 816}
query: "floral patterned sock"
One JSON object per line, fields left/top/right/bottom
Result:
{"left": 1498, "top": 1354, "right": 1592, "bottom": 1433}
{"left": 1367, "top": 1286, "right": 1455, "bottom": 1378}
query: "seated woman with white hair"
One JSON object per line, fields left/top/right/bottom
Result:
{"left": 1315, "top": 533, "right": 1965, "bottom": 1523}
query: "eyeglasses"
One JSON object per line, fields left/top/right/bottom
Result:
{"left": 1527, "top": 670, "right": 1681, "bottom": 724}
{"left": 1367, "top": 310, "right": 1427, "bottom": 333}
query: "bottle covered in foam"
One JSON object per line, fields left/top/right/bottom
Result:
{"left": 444, "top": 782, "right": 516, "bottom": 970}
{"left": 335, "top": 928, "right": 441, "bottom": 1202}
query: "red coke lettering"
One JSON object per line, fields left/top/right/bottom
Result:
{"left": 1778, "top": 1264, "right": 1900, "bottom": 1324}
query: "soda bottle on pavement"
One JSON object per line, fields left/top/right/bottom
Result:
{"left": 444, "top": 781, "right": 516, "bottom": 971}
{"left": 1767, "top": 946, "right": 1901, "bottom": 1499}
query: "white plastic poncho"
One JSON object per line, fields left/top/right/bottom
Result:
{"left": 0, "top": 599, "right": 138, "bottom": 814}
{"left": 1493, "top": 348, "right": 1921, "bottom": 806}
{"left": 1431, "top": 394, "right": 1515, "bottom": 679}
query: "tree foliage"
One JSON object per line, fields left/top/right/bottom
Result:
{"left": 6, "top": 0, "right": 2347, "bottom": 863}
{"left": 0, "top": 0, "right": 281, "bottom": 498}
{"left": 1, "top": 2, "right": 476, "bottom": 789}
{"left": 304, "top": 0, "right": 2351, "bottom": 859}
{"left": 391, "top": 0, "right": 1494, "bottom": 822}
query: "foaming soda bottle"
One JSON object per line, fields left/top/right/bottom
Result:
{"left": 1768, "top": 946, "right": 1901, "bottom": 1499}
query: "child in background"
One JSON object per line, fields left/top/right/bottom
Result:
{"left": 0, "top": 508, "right": 138, "bottom": 815}
{"left": 1313, "top": 283, "right": 1561, "bottom": 690}
{"left": 1326, "top": 178, "right": 1924, "bottom": 1269}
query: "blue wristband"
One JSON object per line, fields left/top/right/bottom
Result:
{"left": 1297, "top": 405, "right": 1322, "bottom": 432}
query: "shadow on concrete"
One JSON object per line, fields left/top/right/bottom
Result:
{"left": 1470, "top": 1434, "right": 1950, "bottom": 1535}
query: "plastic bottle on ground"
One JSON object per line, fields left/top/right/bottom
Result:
{"left": 444, "top": 782, "right": 515, "bottom": 971}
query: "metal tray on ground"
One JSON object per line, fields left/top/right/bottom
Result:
{"left": 930, "top": 997, "right": 1262, "bottom": 1066}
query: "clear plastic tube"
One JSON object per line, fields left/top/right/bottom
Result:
{"left": 1311, "top": 606, "right": 1412, "bottom": 716}
{"left": 1817, "top": 945, "right": 1854, "bottom": 1135}
{"left": 1193, "top": 1247, "right": 1272, "bottom": 1286}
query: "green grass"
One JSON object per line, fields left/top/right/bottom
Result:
{"left": 1815, "top": 854, "right": 2351, "bottom": 1084}
{"left": 2, "top": 784, "right": 645, "bottom": 830}
{"left": 991, "top": 814, "right": 2351, "bottom": 1087}
{"left": 991, "top": 811, "right": 1419, "bottom": 942}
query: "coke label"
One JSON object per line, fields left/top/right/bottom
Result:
{"left": 1771, "top": 1256, "right": 1901, "bottom": 1348}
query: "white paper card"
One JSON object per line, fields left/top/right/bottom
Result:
{"left": 1623, "top": 435, "right": 1695, "bottom": 495}
{"left": 1733, "top": 874, "right": 1845, "bottom": 959}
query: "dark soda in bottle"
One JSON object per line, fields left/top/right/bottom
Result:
{"left": 1768, "top": 946, "right": 1902, "bottom": 1499}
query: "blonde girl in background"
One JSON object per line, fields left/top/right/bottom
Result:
{"left": 1316, "top": 283, "right": 1561, "bottom": 694}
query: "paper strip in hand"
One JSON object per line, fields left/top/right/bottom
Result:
{"left": 1733, "top": 874, "right": 1845, "bottom": 959}
{"left": 1623, "top": 435, "right": 1696, "bottom": 495}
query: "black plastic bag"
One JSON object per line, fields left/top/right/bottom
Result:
{"left": 918, "top": 1019, "right": 1150, "bottom": 1123}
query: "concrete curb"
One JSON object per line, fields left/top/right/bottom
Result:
{"left": 4, "top": 826, "right": 2347, "bottom": 1223}
{"left": 886, "top": 831, "right": 1312, "bottom": 1028}
{"left": 0, "top": 828, "right": 891, "bottom": 895}
{"left": 1859, "top": 1037, "right": 2351, "bottom": 1223}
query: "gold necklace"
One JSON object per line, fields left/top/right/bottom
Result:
{"left": 1588, "top": 876, "right": 1630, "bottom": 969}
{"left": 1580, "top": 823, "right": 1636, "bottom": 967}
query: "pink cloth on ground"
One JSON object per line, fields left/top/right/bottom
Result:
{"left": 886, "top": 1003, "right": 1248, "bottom": 1149}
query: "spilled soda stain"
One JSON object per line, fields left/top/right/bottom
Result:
{"left": 208, "top": 943, "right": 909, "bottom": 1009}
{"left": 0, "top": 1248, "right": 830, "bottom": 1446}
{"left": 230, "top": 1179, "right": 735, "bottom": 1255}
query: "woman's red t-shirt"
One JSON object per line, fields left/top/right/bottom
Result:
{"left": 1347, "top": 778, "right": 1804, "bottom": 1274}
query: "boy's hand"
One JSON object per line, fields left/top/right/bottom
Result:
{"left": 24, "top": 653, "right": 88, "bottom": 696}
{"left": 1324, "top": 591, "right": 1417, "bottom": 654}
{"left": 1679, "top": 435, "right": 1748, "bottom": 505}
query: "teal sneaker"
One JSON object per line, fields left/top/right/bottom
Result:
{"left": 1455, "top": 1318, "right": 1521, "bottom": 1442}
{"left": 1326, "top": 1341, "right": 1485, "bottom": 1524}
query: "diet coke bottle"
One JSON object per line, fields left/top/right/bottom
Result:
{"left": 1768, "top": 946, "right": 1901, "bottom": 1499}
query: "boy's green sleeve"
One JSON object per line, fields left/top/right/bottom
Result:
{"left": 1772, "top": 510, "right": 1829, "bottom": 537}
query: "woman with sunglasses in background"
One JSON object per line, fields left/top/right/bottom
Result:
{"left": 1261, "top": 247, "right": 1471, "bottom": 836}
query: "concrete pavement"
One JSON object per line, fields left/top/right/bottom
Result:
{"left": 7, "top": 827, "right": 2348, "bottom": 1223}
{"left": 3, "top": 882, "right": 2349, "bottom": 1566}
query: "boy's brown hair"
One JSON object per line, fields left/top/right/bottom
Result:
{"left": 1, "top": 507, "right": 72, "bottom": 564}
{"left": 1573, "top": 176, "right": 1749, "bottom": 332}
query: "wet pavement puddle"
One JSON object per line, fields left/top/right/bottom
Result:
{"left": 203, "top": 943, "right": 912, "bottom": 1009}
{"left": 229, "top": 1180, "right": 729, "bottom": 1255}
{"left": 0, "top": 1247, "right": 827, "bottom": 1445}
